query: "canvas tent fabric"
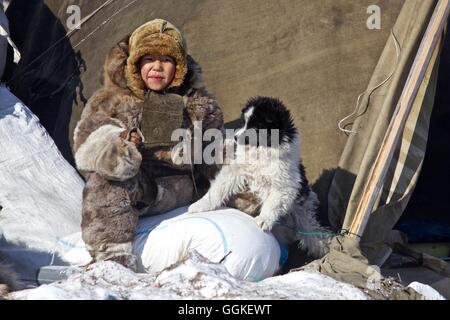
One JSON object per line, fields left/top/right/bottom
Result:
{"left": 328, "top": 0, "right": 442, "bottom": 261}
{"left": 0, "top": 0, "right": 444, "bottom": 280}
{"left": 299, "top": 236, "right": 424, "bottom": 300}
{"left": 2, "top": 0, "right": 405, "bottom": 188}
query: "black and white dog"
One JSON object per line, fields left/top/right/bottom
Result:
{"left": 189, "top": 96, "right": 328, "bottom": 258}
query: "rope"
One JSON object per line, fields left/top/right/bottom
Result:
{"left": 338, "top": 29, "right": 402, "bottom": 135}
{"left": 275, "top": 222, "right": 362, "bottom": 239}
{"left": 218, "top": 250, "right": 232, "bottom": 264}
{"left": 73, "top": 0, "right": 140, "bottom": 49}
{"left": 190, "top": 162, "right": 200, "bottom": 199}
{"left": 339, "top": 228, "right": 362, "bottom": 239}
{"left": 60, "top": 0, "right": 116, "bottom": 42}
{"left": 182, "top": 128, "right": 200, "bottom": 199}
{"left": 6, "top": 0, "right": 139, "bottom": 85}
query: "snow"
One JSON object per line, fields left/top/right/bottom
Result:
{"left": 407, "top": 282, "right": 445, "bottom": 300}
{"left": 10, "top": 251, "right": 370, "bottom": 300}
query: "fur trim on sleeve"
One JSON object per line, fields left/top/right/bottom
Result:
{"left": 185, "top": 91, "right": 224, "bottom": 131}
{"left": 75, "top": 124, "right": 142, "bottom": 181}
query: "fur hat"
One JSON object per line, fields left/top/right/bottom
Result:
{"left": 126, "top": 19, "right": 187, "bottom": 99}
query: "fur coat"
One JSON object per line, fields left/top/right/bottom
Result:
{"left": 73, "top": 35, "right": 223, "bottom": 196}
{"left": 72, "top": 36, "right": 223, "bottom": 268}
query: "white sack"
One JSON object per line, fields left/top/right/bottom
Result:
{"left": 61, "top": 207, "right": 282, "bottom": 282}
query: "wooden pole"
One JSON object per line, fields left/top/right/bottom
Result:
{"left": 348, "top": 0, "right": 450, "bottom": 240}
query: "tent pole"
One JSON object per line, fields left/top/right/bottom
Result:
{"left": 348, "top": 0, "right": 450, "bottom": 241}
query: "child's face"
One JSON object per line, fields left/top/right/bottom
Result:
{"left": 139, "top": 54, "right": 176, "bottom": 91}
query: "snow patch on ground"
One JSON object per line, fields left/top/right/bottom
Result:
{"left": 407, "top": 281, "right": 445, "bottom": 300}
{"left": 10, "top": 252, "right": 369, "bottom": 300}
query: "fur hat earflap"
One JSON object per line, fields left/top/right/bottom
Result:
{"left": 126, "top": 19, "right": 188, "bottom": 99}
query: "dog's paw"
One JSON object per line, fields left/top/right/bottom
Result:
{"left": 254, "top": 216, "right": 275, "bottom": 232}
{"left": 188, "top": 199, "right": 212, "bottom": 213}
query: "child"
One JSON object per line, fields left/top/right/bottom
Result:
{"left": 73, "top": 19, "right": 223, "bottom": 270}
